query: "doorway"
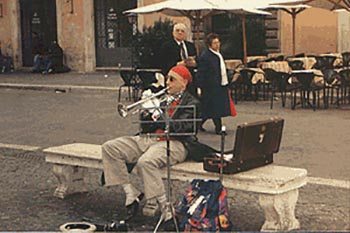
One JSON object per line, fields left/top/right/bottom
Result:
{"left": 20, "top": 0, "right": 57, "bottom": 66}
{"left": 94, "top": 0, "right": 137, "bottom": 67}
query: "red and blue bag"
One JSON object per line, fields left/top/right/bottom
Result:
{"left": 175, "top": 179, "right": 232, "bottom": 232}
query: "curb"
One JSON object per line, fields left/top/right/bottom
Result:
{"left": 0, "top": 83, "right": 119, "bottom": 93}
{"left": 0, "top": 143, "right": 41, "bottom": 151}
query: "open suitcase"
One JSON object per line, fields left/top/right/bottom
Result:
{"left": 203, "top": 118, "right": 284, "bottom": 174}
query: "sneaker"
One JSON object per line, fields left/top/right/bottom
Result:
{"left": 142, "top": 198, "right": 159, "bottom": 217}
{"left": 160, "top": 204, "right": 172, "bottom": 222}
{"left": 125, "top": 193, "right": 144, "bottom": 220}
{"left": 215, "top": 129, "right": 227, "bottom": 135}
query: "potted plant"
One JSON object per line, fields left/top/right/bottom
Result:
{"left": 133, "top": 19, "right": 174, "bottom": 68}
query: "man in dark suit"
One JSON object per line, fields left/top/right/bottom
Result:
{"left": 159, "top": 23, "right": 198, "bottom": 96}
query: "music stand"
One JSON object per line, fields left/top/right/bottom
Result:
{"left": 219, "top": 126, "right": 226, "bottom": 182}
{"left": 137, "top": 102, "right": 199, "bottom": 233}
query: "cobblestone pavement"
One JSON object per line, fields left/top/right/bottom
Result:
{"left": 0, "top": 151, "right": 349, "bottom": 232}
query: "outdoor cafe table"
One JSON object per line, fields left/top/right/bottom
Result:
{"left": 230, "top": 67, "right": 265, "bottom": 84}
{"left": 225, "top": 59, "right": 243, "bottom": 70}
{"left": 260, "top": 61, "right": 291, "bottom": 73}
{"left": 247, "top": 55, "right": 267, "bottom": 63}
{"left": 230, "top": 61, "right": 293, "bottom": 85}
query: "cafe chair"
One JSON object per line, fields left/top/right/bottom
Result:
{"left": 288, "top": 60, "right": 305, "bottom": 70}
{"left": 322, "top": 69, "right": 341, "bottom": 108}
{"left": 247, "top": 59, "right": 260, "bottom": 68}
{"left": 118, "top": 70, "right": 140, "bottom": 102}
{"left": 264, "top": 57, "right": 275, "bottom": 62}
{"left": 228, "top": 70, "right": 244, "bottom": 104}
{"left": 338, "top": 69, "right": 350, "bottom": 105}
{"left": 239, "top": 68, "right": 262, "bottom": 101}
{"left": 312, "top": 56, "right": 326, "bottom": 70}
{"left": 292, "top": 71, "right": 324, "bottom": 111}
{"left": 313, "top": 56, "right": 336, "bottom": 70}
{"left": 294, "top": 53, "right": 306, "bottom": 58}
{"left": 341, "top": 52, "right": 350, "bottom": 68}
{"left": 263, "top": 68, "right": 299, "bottom": 109}
{"left": 136, "top": 70, "right": 158, "bottom": 91}
{"left": 274, "top": 55, "right": 285, "bottom": 61}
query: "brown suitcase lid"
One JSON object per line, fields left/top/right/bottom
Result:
{"left": 233, "top": 117, "right": 284, "bottom": 160}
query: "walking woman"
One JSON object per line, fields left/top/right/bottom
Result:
{"left": 197, "top": 33, "right": 237, "bottom": 134}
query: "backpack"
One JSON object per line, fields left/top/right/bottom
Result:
{"left": 175, "top": 179, "right": 232, "bottom": 232}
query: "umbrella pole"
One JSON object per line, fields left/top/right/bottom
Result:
{"left": 195, "top": 11, "right": 201, "bottom": 55}
{"left": 292, "top": 13, "right": 296, "bottom": 56}
{"left": 241, "top": 15, "right": 247, "bottom": 65}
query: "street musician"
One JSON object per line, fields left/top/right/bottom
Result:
{"left": 102, "top": 65, "right": 212, "bottom": 224}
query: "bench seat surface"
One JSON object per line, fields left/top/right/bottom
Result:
{"left": 170, "top": 162, "right": 307, "bottom": 194}
{"left": 44, "top": 143, "right": 103, "bottom": 169}
{"left": 44, "top": 143, "right": 307, "bottom": 194}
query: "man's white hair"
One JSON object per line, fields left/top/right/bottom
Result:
{"left": 173, "top": 23, "right": 187, "bottom": 33}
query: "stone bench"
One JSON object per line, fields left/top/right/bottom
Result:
{"left": 43, "top": 143, "right": 307, "bottom": 232}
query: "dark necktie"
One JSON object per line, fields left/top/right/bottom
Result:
{"left": 180, "top": 42, "right": 187, "bottom": 60}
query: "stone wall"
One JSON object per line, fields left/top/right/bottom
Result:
{"left": 280, "top": 8, "right": 337, "bottom": 56}
{"left": 338, "top": 11, "right": 350, "bottom": 52}
{"left": 0, "top": 1, "right": 13, "bottom": 55}
{"left": 0, "top": 0, "right": 21, "bottom": 68}
{"left": 56, "top": 0, "right": 95, "bottom": 72}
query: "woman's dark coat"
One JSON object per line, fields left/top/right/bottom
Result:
{"left": 197, "top": 49, "right": 235, "bottom": 119}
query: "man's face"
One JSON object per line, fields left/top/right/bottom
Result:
{"left": 173, "top": 27, "right": 186, "bottom": 42}
{"left": 166, "top": 74, "right": 187, "bottom": 95}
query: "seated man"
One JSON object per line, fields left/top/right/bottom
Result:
{"left": 102, "top": 65, "right": 205, "bottom": 223}
{"left": 31, "top": 32, "right": 48, "bottom": 73}
{"left": 43, "top": 40, "right": 65, "bottom": 74}
{"left": 0, "top": 41, "right": 14, "bottom": 73}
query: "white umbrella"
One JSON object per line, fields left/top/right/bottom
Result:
{"left": 264, "top": 4, "right": 311, "bottom": 55}
{"left": 273, "top": 0, "right": 350, "bottom": 11}
{"left": 124, "top": 0, "right": 220, "bottom": 53}
{"left": 124, "top": 0, "right": 271, "bottom": 64}
{"left": 124, "top": 1, "right": 168, "bottom": 14}
{"left": 124, "top": 0, "right": 218, "bottom": 17}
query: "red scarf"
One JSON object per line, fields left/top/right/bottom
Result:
{"left": 154, "top": 96, "right": 181, "bottom": 141}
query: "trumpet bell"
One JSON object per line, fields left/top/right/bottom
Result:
{"left": 117, "top": 87, "right": 169, "bottom": 118}
{"left": 117, "top": 103, "right": 128, "bottom": 118}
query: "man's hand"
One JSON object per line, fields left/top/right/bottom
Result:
{"left": 176, "top": 60, "right": 186, "bottom": 66}
{"left": 185, "top": 57, "right": 196, "bottom": 67}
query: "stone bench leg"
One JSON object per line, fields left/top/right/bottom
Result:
{"left": 52, "top": 164, "right": 88, "bottom": 199}
{"left": 258, "top": 189, "right": 300, "bottom": 231}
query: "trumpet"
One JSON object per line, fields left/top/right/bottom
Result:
{"left": 117, "top": 87, "right": 169, "bottom": 118}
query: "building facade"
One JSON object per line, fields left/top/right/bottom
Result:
{"left": 0, "top": 0, "right": 349, "bottom": 72}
